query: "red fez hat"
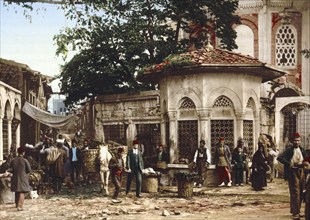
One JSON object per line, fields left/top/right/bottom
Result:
{"left": 219, "top": 138, "right": 225, "bottom": 141}
{"left": 17, "top": 146, "right": 25, "bottom": 155}
{"left": 293, "top": 132, "right": 301, "bottom": 138}
{"left": 133, "top": 140, "right": 139, "bottom": 145}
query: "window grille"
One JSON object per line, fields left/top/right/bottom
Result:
{"left": 243, "top": 120, "right": 254, "bottom": 158}
{"left": 179, "top": 97, "right": 196, "bottom": 109}
{"left": 210, "top": 120, "right": 234, "bottom": 163}
{"left": 136, "top": 124, "right": 161, "bottom": 157}
{"left": 3, "top": 115, "right": 9, "bottom": 156}
{"left": 165, "top": 121, "right": 170, "bottom": 153}
{"left": 213, "top": 96, "right": 233, "bottom": 108}
{"left": 178, "top": 120, "right": 198, "bottom": 161}
{"left": 275, "top": 25, "right": 297, "bottom": 67}
{"left": 103, "top": 124, "right": 127, "bottom": 144}
{"left": 297, "top": 107, "right": 310, "bottom": 149}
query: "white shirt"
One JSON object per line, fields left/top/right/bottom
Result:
{"left": 193, "top": 147, "right": 211, "bottom": 164}
{"left": 133, "top": 149, "right": 139, "bottom": 154}
{"left": 291, "top": 147, "right": 304, "bottom": 167}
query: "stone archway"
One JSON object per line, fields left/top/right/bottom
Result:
{"left": 275, "top": 96, "right": 310, "bottom": 150}
{"left": 3, "top": 100, "right": 12, "bottom": 156}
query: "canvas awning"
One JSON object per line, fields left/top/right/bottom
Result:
{"left": 22, "top": 101, "right": 77, "bottom": 130}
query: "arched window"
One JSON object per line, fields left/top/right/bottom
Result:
{"left": 179, "top": 97, "right": 196, "bottom": 109}
{"left": 234, "top": 25, "right": 254, "bottom": 57}
{"left": 275, "top": 24, "right": 297, "bottom": 68}
{"left": 213, "top": 96, "right": 233, "bottom": 108}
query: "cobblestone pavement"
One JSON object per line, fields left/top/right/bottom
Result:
{"left": 0, "top": 178, "right": 304, "bottom": 220}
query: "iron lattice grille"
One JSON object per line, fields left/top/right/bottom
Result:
{"left": 298, "top": 108, "right": 310, "bottom": 149}
{"left": 275, "top": 24, "right": 297, "bottom": 67}
{"left": 136, "top": 124, "right": 161, "bottom": 157}
{"left": 281, "top": 106, "right": 297, "bottom": 142}
{"left": 3, "top": 115, "right": 9, "bottom": 156}
{"left": 165, "top": 121, "right": 170, "bottom": 157}
{"left": 103, "top": 124, "right": 127, "bottom": 145}
{"left": 179, "top": 97, "right": 196, "bottom": 109}
{"left": 213, "top": 96, "right": 233, "bottom": 108}
{"left": 243, "top": 120, "right": 254, "bottom": 158}
{"left": 210, "top": 120, "right": 234, "bottom": 163}
{"left": 178, "top": 120, "right": 198, "bottom": 161}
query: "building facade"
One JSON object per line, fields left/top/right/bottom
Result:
{"left": 79, "top": 0, "right": 309, "bottom": 163}
{"left": 235, "top": 0, "right": 310, "bottom": 150}
{"left": 0, "top": 58, "right": 52, "bottom": 159}
{"left": 0, "top": 81, "right": 21, "bottom": 161}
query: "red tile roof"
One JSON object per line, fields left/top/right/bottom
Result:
{"left": 187, "top": 48, "right": 262, "bottom": 65}
{"left": 139, "top": 47, "right": 286, "bottom": 83}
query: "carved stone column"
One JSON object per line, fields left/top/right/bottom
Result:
{"left": 197, "top": 109, "right": 212, "bottom": 143}
{"left": 167, "top": 111, "right": 177, "bottom": 162}
{"left": 7, "top": 117, "right": 12, "bottom": 155}
{"left": 235, "top": 109, "right": 247, "bottom": 141}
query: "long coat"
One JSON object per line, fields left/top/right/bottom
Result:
{"left": 251, "top": 149, "right": 268, "bottom": 190}
{"left": 10, "top": 156, "right": 32, "bottom": 192}
{"left": 126, "top": 149, "right": 144, "bottom": 172}
{"left": 50, "top": 148, "right": 67, "bottom": 178}
{"left": 277, "top": 145, "right": 307, "bottom": 180}
{"left": 214, "top": 144, "right": 232, "bottom": 171}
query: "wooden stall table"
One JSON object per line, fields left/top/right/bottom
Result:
{"left": 166, "top": 164, "right": 191, "bottom": 186}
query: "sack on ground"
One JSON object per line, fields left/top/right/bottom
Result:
{"left": 46, "top": 148, "right": 61, "bottom": 164}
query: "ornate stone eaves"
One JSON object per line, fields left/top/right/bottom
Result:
{"left": 238, "top": 0, "right": 293, "bottom": 9}
{"left": 235, "top": 108, "right": 247, "bottom": 118}
{"left": 197, "top": 109, "right": 212, "bottom": 119}
{"left": 167, "top": 111, "right": 177, "bottom": 121}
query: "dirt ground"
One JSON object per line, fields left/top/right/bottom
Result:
{"left": 0, "top": 178, "right": 305, "bottom": 220}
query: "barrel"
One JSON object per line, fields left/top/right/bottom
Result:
{"left": 177, "top": 180, "right": 194, "bottom": 198}
{"left": 81, "top": 149, "right": 99, "bottom": 173}
{"left": 142, "top": 175, "right": 158, "bottom": 193}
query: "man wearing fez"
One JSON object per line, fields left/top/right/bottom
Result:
{"left": 214, "top": 138, "right": 232, "bottom": 187}
{"left": 125, "top": 140, "right": 144, "bottom": 198}
{"left": 278, "top": 132, "right": 308, "bottom": 220}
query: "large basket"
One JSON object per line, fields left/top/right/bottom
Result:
{"left": 81, "top": 149, "right": 99, "bottom": 173}
{"left": 142, "top": 176, "right": 158, "bottom": 193}
{"left": 156, "top": 161, "right": 167, "bottom": 169}
{"left": 177, "top": 180, "right": 194, "bottom": 198}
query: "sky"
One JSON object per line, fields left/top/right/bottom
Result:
{"left": 0, "top": 1, "right": 74, "bottom": 110}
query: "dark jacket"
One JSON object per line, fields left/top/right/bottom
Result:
{"left": 10, "top": 156, "right": 32, "bottom": 192}
{"left": 157, "top": 151, "right": 169, "bottom": 164}
{"left": 109, "top": 156, "right": 124, "bottom": 176}
{"left": 69, "top": 147, "right": 82, "bottom": 163}
{"left": 126, "top": 149, "right": 144, "bottom": 172}
{"left": 277, "top": 145, "right": 307, "bottom": 180}
{"left": 232, "top": 151, "right": 246, "bottom": 169}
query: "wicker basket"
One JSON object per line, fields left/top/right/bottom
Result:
{"left": 156, "top": 161, "right": 167, "bottom": 169}
{"left": 142, "top": 176, "right": 158, "bottom": 193}
{"left": 81, "top": 149, "right": 99, "bottom": 173}
{"left": 177, "top": 180, "right": 194, "bottom": 198}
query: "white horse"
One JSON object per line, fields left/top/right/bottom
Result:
{"left": 98, "top": 144, "right": 112, "bottom": 195}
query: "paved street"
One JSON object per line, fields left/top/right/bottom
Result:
{"left": 0, "top": 177, "right": 304, "bottom": 220}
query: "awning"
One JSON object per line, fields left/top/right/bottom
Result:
{"left": 22, "top": 101, "right": 77, "bottom": 130}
